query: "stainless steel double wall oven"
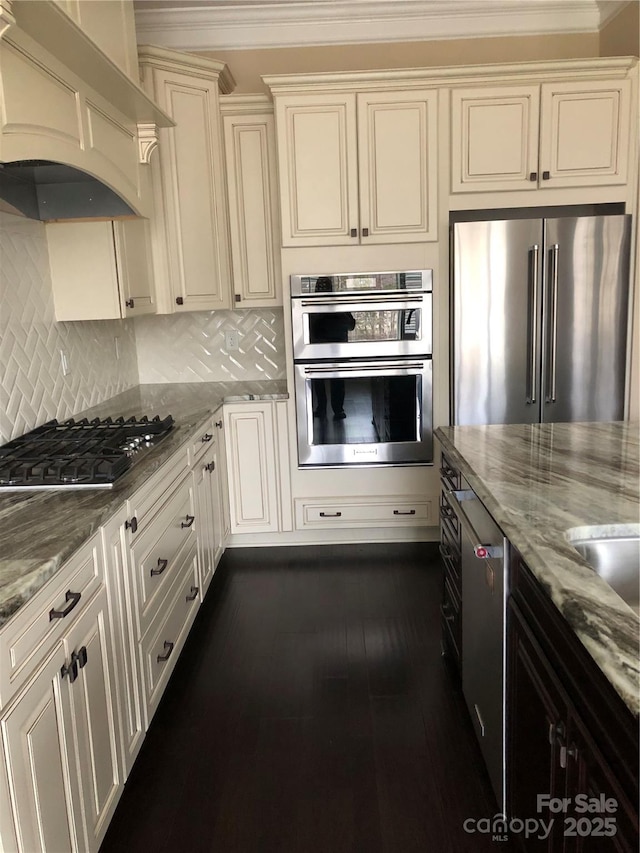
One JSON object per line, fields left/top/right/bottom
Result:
{"left": 291, "top": 270, "right": 433, "bottom": 467}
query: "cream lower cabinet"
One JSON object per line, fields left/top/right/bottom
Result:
{"left": 193, "top": 436, "right": 226, "bottom": 599}
{"left": 270, "top": 88, "right": 438, "bottom": 246}
{"left": 139, "top": 46, "right": 234, "bottom": 313}
{"left": 221, "top": 97, "right": 282, "bottom": 307}
{"left": 1, "top": 586, "right": 121, "bottom": 853}
{"left": 451, "top": 78, "right": 632, "bottom": 193}
{"left": 47, "top": 219, "right": 155, "bottom": 321}
{"left": 223, "top": 401, "right": 291, "bottom": 535}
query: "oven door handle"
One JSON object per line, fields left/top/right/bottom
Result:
{"left": 297, "top": 294, "right": 426, "bottom": 307}
{"left": 303, "top": 361, "right": 426, "bottom": 375}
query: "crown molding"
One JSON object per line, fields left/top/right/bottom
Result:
{"left": 133, "top": 0, "right": 631, "bottom": 51}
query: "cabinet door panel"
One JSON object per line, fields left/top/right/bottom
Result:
{"left": 223, "top": 112, "right": 281, "bottom": 306}
{"left": 276, "top": 94, "right": 358, "bottom": 246}
{"left": 1, "top": 646, "right": 77, "bottom": 853}
{"left": 113, "top": 219, "right": 155, "bottom": 316}
{"left": 539, "top": 81, "right": 630, "bottom": 187}
{"left": 155, "top": 72, "right": 230, "bottom": 310}
{"left": 451, "top": 86, "right": 540, "bottom": 192}
{"left": 62, "top": 589, "right": 121, "bottom": 851}
{"left": 357, "top": 91, "right": 437, "bottom": 242}
{"left": 223, "top": 404, "right": 279, "bottom": 534}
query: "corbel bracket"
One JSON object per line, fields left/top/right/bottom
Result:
{"left": 137, "top": 123, "right": 159, "bottom": 164}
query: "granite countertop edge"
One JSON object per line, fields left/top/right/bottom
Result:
{"left": 0, "top": 380, "right": 288, "bottom": 629}
{"left": 434, "top": 423, "right": 640, "bottom": 718}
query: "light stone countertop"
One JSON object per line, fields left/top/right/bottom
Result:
{"left": 0, "top": 381, "right": 288, "bottom": 628}
{"left": 434, "top": 421, "right": 640, "bottom": 716}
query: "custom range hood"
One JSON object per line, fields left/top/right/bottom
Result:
{"left": 0, "top": 160, "right": 137, "bottom": 220}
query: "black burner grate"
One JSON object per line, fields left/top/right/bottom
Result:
{"left": 0, "top": 415, "right": 174, "bottom": 488}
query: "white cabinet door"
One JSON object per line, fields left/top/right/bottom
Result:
{"left": 274, "top": 90, "right": 438, "bottom": 246}
{"left": 113, "top": 219, "right": 156, "bottom": 316}
{"left": 1, "top": 644, "right": 79, "bottom": 853}
{"left": 357, "top": 90, "right": 438, "bottom": 243}
{"left": 60, "top": 588, "right": 122, "bottom": 852}
{"left": 101, "top": 510, "right": 145, "bottom": 779}
{"left": 140, "top": 49, "right": 232, "bottom": 313}
{"left": 275, "top": 93, "right": 359, "bottom": 246}
{"left": 538, "top": 79, "right": 631, "bottom": 187}
{"left": 223, "top": 109, "right": 282, "bottom": 306}
{"left": 451, "top": 85, "right": 540, "bottom": 192}
{"left": 47, "top": 220, "right": 155, "bottom": 321}
{"left": 193, "top": 447, "right": 216, "bottom": 599}
{"left": 223, "top": 403, "right": 279, "bottom": 534}
{"left": 451, "top": 79, "right": 632, "bottom": 193}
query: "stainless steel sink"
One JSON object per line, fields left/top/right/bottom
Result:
{"left": 565, "top": 525, "right": 640, "bottom": 610}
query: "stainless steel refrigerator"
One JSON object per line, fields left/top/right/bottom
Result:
{"left": 452, "top": 214, "right": 631, "bottom": 426}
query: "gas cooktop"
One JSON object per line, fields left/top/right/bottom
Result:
{"left": 0, "top": 415, "right": 174, "bottom": 491}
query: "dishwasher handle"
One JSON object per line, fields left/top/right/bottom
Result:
{"left": 447, "top": 490, "right": 504, "bottom": 559}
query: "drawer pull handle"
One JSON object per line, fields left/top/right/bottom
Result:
{"left": 49, "top": 590, "right": 81, "bottom": 621}
{"left": 157, "top": 641, "right": 174, "bottom": 663}
{"left": 393, "top": 509, "right": 416, "bottom": 516}
{"left": 319, "top": 511, "right": 342, "bottom": 518}
{"left": 125, "top": 516, "right": 138, "bottom": 534}
{"left": 151, "top": 558, "right": 168, "bottom": 577}
{"left": 205, "top": 462, "right": 215, "bottom": 473}
{"left": 181, "top": 514, "right": 195, "bottom": 528}
{"left": 125, "top": 298, "right": 135, "bottom": 309}
{"left": 186, "top": 586, "right": 199, "bottom": 602}
{"left": 201, "top": 433, "right": 213, "bottom": 443}
{"left": 215, "top": 420, "right": 223, "bottom": 429}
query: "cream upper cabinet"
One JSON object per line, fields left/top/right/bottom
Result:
{"left": 222, "top": 97, "right": 283, "bottom": 307}
{"left": 356, "top": 90, "right": 438, "bottom": 244}
{"left": 452, "top": 78, "right": 632, "bottom": 193}
{"left": 47, "top": 219, "right": 156, "bottom": 321}
{"left": 273, "top": 89, "right": 437, "bottom": 246}
{"left": 139, "top": 46, "right": 234, "bottom": 314}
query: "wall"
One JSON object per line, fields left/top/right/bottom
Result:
{"left": 201, "top": 31, "right": 599, "bottom": 93}
{"left": 134, "top": 308, "right": 286, "bottom": 383}
{"left": 0, "top": 212, "right": 139, "bottom": 443}
{"left": 600, "top": 1, "right": 640, "bottom": 56}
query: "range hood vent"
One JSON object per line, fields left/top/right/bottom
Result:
{"left": 0, "top": 160, "right": 136, "bottom": 221}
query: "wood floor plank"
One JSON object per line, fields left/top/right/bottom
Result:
{"left": 100, "top": 542, "right": 508, "bottom": 853}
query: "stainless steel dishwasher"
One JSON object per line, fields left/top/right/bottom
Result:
{"left": 448, "top": 479, "right": 507, "bottom": 812}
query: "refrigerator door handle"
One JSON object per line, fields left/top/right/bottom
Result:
{"left": 546, "top": 244, "right": 559, "bottom": 403}
{"left": 526, "top": 245, "right": 540, "bottom": 404}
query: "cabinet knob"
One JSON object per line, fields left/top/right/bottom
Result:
{"left": 205, "top": 461, "right": 215, "bottom": 472}
{"left": 215, "top": 420, "right": 223, "bottom": 429}
{"left": 181, "top": 514, "right": 195, "bottom": 528}
{"left": 362, "top": 227, "right": 369, "bottom": 237}
{"left": 542, "top": 170, "right": 550, "bottom": 180}
{"left": 125, "top": 516, "right": 138, "bottom": 534}
{"left": 176, "top": 296, "right": 184, "bottom": 305}
{"left": 529, "top": 172, "right": 537, "bottom": 181}
{"left": 201, "top": 433, "right": 213, "bottom": 443}
{"left": 186, "top": 586, "right": 199, "bottom": 602}
{"left": 350, "top": 228, "right": 358, "bottom": 238}
{"left": 60, "top": 659, "right": 78, "bottom": 683}
{"left": 235, "top": 294, "right": 241, "bottom": 302}
{"left": 125, "top": 298, "right": 135, "bottom": 309}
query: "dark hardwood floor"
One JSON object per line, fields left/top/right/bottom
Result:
{"left": 100, "top": 542, "right": 505, "bottom": 853}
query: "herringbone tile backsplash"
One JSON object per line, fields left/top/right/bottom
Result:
{"left": 135, "top": 309, "right": 287, "bottom": 383}
{"left": 0, "top": 213, "right": 139, "bottom": 443}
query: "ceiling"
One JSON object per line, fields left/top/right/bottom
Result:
{"left": 133, "top": 0, "right": 632, "bottom": 51}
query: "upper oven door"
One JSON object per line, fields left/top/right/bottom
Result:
{"left": 292, "top": 292, "right": 432, "bottom": 360}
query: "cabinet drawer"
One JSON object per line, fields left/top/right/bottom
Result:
{"left": 439, "top": 492, "right": 460, "bottom": 540}
{"left": 130, "top": 475, "right": 197, "bottom": 638}
{"left": 126, "top": 447, "right": 190, "bottom": 543}
{"left": 0, "top": 535, "right": 104, "bottom": 709}
{"left": 441, "top": 575, "right": 461, "bottom": 666}
{"left": 296, "top": 497, "right": 431, "bottom": 528}
{"left": 140, "top": 545, "right": 200, "bottom": 723}
{"left": 188, "top": 417, "right": 217, "bottom": 467}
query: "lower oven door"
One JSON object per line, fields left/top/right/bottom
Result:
{"left": 294, "top": 357, "right": 433, "bottom": 467}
